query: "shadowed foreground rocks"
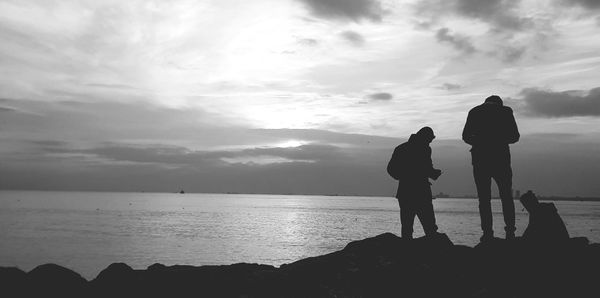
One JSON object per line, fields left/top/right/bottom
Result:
{"left": 1, "top": 233, "right": 598, "bottom": 297}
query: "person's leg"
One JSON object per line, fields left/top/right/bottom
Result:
{"left": 399, "top": 200, "right": 416, "bottom": 239}
{"left": 474, "top": 165, "right": 494, "bottom": 239}
{"left": 494, "top": 165, "right": 516, "bottom": 239}
{"left": 416, "top": 198, "right": 439, "bottom": 236}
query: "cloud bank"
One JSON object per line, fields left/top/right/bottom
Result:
{"left": 521, "top": 87, "right": 600, "bottom": 117}
{"left": 416, "top": 0, "right": 532, "bottom": 32}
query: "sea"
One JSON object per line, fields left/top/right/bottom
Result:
{"left": 1, "top": 191, "right": 599, "bottom": 279}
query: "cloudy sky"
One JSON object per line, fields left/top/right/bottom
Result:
{"left": 1, "top": 0, "right": 599, "bottom": 197}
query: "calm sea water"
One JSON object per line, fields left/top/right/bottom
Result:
{"left": 1, "top": 191, "right": 599, "bottom": 279}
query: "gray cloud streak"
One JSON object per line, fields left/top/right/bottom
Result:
{"left": 297, "top": 0, "right": 384, "bottom": 22}
{"left": 368, "top": 92, "right": 393, "bottom": 101}
{"left": 440, "top": 83, "right": 462, "bottom": 90}
{"left": 35, "top": 142, "right": 348, "bottom": 168}
{"left": 0, "top": 106, "right": 16, "bottom": 112}
{"left": 341, "top": 30, "right": 365, "bottom": 46}
{"left": 496, "top": 46, "right": 526, "bottom": 63}
{"left": 435, "top": 28, "right": 476, "bottom": 54}
{"left": 297, "top": 38, "right": 319, "bottom": 46}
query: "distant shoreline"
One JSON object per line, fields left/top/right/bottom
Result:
{"left": 1, "top": 189, "right": 599, "bottom": 202}
{"left": 434, "top": 196, "right": 600, "bottom": 202}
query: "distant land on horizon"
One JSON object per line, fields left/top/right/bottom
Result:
{"left": 2, "top": 189, "right": 599, "bottom": 202}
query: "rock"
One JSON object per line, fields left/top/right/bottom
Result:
{"left": 89, "top": 262, "right": 139, "bottom": 297}
{"left": 94, "top": 262, "right": 135, "bottom": 282}
{"left": 26, "top": 263, "right": 87, "bottom": 297}
{"left": 0, "top": 267, "right": 26, "bottom": 295}
{"left": 1, "top": 234, "right": 598, "bottom": 297}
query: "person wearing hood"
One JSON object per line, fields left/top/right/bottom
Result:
{"left": 387, "top": 127, "right": 442, "bottom": 239}
{"left": 462, "top": 95, "right": 520, "bottom": 242}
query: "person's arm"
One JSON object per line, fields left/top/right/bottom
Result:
{"left": 426, "top": 147, "right": 442, "bottom": 180}
{"left": 505, "top": 107, "right": 520, "bottom": 144}
{"left": 462, "top": 110, "right": 476, "bottom": 145}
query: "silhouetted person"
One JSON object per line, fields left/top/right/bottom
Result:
{"left": 462, "top": 95, "right": 520, "bottom": 242}
{"left": 387, "top": 127, "right": 442, "bottom": 239}
{"left": 520, "top": 190, "right": 569, "bottom": 242}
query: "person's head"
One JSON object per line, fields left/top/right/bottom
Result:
{"left": 415, "top": 126, "right": 435, "bottom": 144}
{"left": 484, "top": 95, "right": 503, "bottom": 106}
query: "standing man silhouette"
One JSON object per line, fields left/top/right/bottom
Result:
{"left": 462, "top": 95, "right": 520, "bottom": 242}
{"left": 387, "top": 127, "right": 442, "bottom": 239}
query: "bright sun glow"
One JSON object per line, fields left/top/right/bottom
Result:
{"left": 276, "top": 140, "right": 308, "bottom": 148}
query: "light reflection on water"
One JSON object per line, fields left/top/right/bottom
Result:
{"left": 0, "top": 191, "right": 598, "bottom": 279}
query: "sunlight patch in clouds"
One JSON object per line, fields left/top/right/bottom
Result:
{"left": 275, "top": 140, "right": 310, "bottom": 148}
{"left": 221, "top": 155, "right": 315, "bottom": 165}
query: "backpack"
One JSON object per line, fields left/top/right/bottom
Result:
{"left": 387, "top": 145, "right": 406, "bottom": 180}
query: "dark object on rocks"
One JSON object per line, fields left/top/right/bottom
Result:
{"left": 1, "top": 232, "right": 598, "bottom": 297}
{"left": 520, "top": 190, "right": 570, "bottom": 242}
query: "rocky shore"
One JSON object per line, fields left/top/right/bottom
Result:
{"left": 1, "top": 233, "right": 598, "bottom": 297}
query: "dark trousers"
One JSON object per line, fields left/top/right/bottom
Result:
{"left": 473, "top": 164, "right": 516, "bottom": 236}
{"left": 398, "top": 199, "right": 438, "bottom": 238}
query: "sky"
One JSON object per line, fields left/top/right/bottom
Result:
{"left": 1, "top": 0, "right": 600, "bottom": 197}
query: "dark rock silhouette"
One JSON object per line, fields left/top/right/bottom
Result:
{"left": 26, "top": 263, "right": 87, "bottom": 297}
{"left": 0, "top": 266, "right": 26, "bottom": 296}
{"left": 1, "top": 233, "right": 598, "bottom": 297}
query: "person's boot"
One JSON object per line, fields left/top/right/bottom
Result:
{"left": 480, "top": 232, "right": 494, "bottom": 243}
{"left": 505, "top": 227, "right": 516, "bottom": 240}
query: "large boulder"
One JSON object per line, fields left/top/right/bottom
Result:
{"left": 89, "top": 263, "right": 140, "bottom": 297}
{"left": 26, "top": 264, "right": 87, "bottom": 297}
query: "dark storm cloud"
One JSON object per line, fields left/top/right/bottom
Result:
{"left": 416, "top": 0, "right": 532, "bottom": 32}
{"left": 368, "top": 92, "right": 393, "bottom": 101}
{"left": 435, "top": 28, "right": 477, "bottom": 54}
{"left": 297, "top": 0, "right": 384, "bottom": 22}
{"left": 340, "top": 30, "right": 366, "bottom": 46}
{"left": 520, "top": 87, "right": 600, "bottom": 117}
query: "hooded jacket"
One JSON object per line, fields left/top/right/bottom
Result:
{"left": 390, "top": 134, "right": 437, "bottom": 200}
{"left": 462, "top": 102, "right": 520, "bottom": 167}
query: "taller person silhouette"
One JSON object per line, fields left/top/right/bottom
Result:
{"left": 387, "top": 127, "right": 442, "bottom": 239}
{"left": 462, "top": 95, "right": 520, "bottom": 242}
